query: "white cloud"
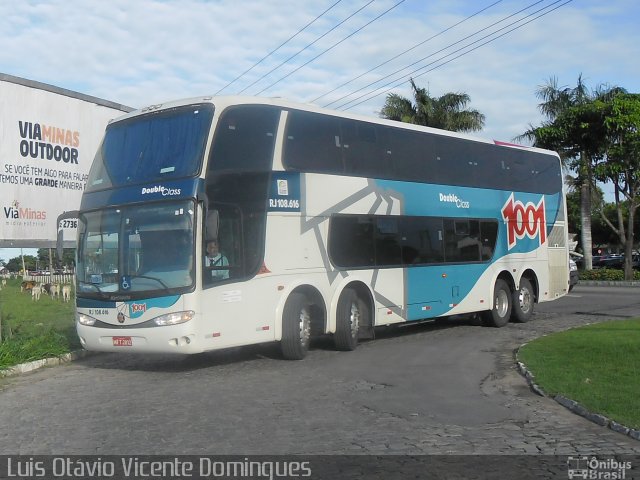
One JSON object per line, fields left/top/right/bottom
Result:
{"left": 0, "top": 0, "right": 639, "bottom": 142}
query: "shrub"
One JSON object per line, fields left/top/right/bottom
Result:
{"left": 579, "top": 268, "right": 640, "bottom": 281}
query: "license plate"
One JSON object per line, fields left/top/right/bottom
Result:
{"left": 112, "top": 336, "right": 133, "bottom": 347}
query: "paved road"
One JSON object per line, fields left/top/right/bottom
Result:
{"left": 0, "top": 285, "right": 639, "bottom": 456}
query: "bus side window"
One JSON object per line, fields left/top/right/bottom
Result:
{"left": 400, "top": 217, "right": 444, "bottom": 264}
{"left": 480, "top": 221, "right": 498, "bottom": 261}
{"left": 506, "top": 157, "right": 530, "bottom": 193}
{"left": 328, "top": 215, "right": 375, "bottom": 268}
{"left": 375, "top": 217, "right": 401, "bottom": 266}
{"left": 443, "top": 219, "right": 481, "bottom": 262}
{"left": 460, "top": 220, "right": 481, "bottom": 262}
{"left": 284, "top": 111, "right": 343, "bottom": 174}
{"left": 341, "top": 120, "right": 391, "bottom": 178}
{"left": 209, "top": 106, "right": 279, "bottom": 172}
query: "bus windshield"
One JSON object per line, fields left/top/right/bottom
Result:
{"left": 76, "top": 200, "right": 196, "bottom": 299}
{"left": 86, "top": 104, "right": 214, "bottom": 191}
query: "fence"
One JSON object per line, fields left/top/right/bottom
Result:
{"left": 19, "top": 273, "right": 75, "bottom": 284}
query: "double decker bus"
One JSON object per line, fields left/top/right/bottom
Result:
{"left": 71, "top": 96, "right": 568, "bottom": 359}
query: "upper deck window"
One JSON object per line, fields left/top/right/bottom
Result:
{"left": 208, "top": 105, "right": 280, "bottom": 173}
{"left": 86, "top": 104, "right": 214, "bottom": 191}
{"left": 283, "top": 109, "right": 562, "bottom": 195}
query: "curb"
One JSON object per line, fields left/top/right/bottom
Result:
{"left": 0, "top": 350, "right": 92, "bottom": 378}
{"left": 516, "top": 357, "right": 640, "bottom": 442}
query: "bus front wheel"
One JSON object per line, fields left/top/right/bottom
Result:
{"left": 481, "top": 279, "right": 512, "bottom": 328}
{"left": 334, "top": 288, "right": 365, "bottom": 351}
{"left": 281, "top": 292, "right": 311, "bottom": 360}
{"left": 511, "top": 277, "right": 534, "bottom": 323}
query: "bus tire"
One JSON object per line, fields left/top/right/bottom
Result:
{"left": 280, "top": 292, "right": 311, "bottom": 360}
{"left": 481, "top": 279, "right": 512, "bottom": 328}
{"left": 511, "top": 277, "right": 534, "bottom": 323}
{"left": 334, "top": 288, "right": 364, "bottom": 351}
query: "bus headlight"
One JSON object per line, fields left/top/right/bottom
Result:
{"left": 153, "top": 310, "right": 195, "bottom": 326}
{"left": 77, "top": 313, "right": 97, "bottom": 326}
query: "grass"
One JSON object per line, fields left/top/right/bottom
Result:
{"left": 518, "top": 319, "right": 640, "bottom": 429}
{"left": 0, "top": 277, "right": 78, "bottom": 370}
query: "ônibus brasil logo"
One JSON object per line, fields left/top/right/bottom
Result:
{"left": 501, "top": 193, "right": 546, "bottom": 250}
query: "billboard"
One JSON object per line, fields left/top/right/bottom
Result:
{"left": 0, "top": 74, "right": 133, "bottom": 248}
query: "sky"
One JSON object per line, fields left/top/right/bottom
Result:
{"left": 1, "top": 0, "right": 639, "bottom": 262}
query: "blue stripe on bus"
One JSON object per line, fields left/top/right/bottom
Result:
{"left": 373, "top": 180, "right": 562, "bottom": 319}
{"left": 374, "top": 179, "right": 560, "bottom": 256}
{"left": 77, "top": 295, "right": 181, "bottom": 317}
{"left": 405, "top": 263, "right": 489, "bottom": 320}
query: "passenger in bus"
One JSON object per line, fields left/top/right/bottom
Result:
{"left": 205, "top": 239, "right": 229, "bottom": 280}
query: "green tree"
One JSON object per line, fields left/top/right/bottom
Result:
{"left": 5, "top": 255, "right": 36, "bottom": 273}
{"left": 594, "top": 93, "right": 640, "bottom": 279}
{"left": 590, "top": 202, "right": 627, "bottom": 250}
{"left": 36, "top": 248, "right": 76, "bottom": 271}
{"left": 566, "top": 182, "right": 611, "bottom": 250}
{"left": 379, "top": 79, "right": 485, "bottom": 132}
{"left": 518, "top": 75, "right": 623, "bottom": 270}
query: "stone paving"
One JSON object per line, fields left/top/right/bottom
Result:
{"left": 0, "top": 296, "right": 638, "bottom": 458}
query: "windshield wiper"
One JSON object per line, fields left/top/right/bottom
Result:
{"left": 77, "top": 281, "right": 111, "bottom": 299}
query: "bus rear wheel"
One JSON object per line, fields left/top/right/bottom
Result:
{"left": 511, "top": 277, "right": 534, "bottom": 323}
{"left": 281, "top": 292, "right": 311, "bottom": 360}
{"left": 481, "top": 279, "right": 512, "bottom": 328}
{"left": 334, "top": 288, "right": 365, "bottom": 351}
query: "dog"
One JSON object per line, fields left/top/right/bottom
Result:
{"left": 50, "top": 283, "right": 60, "bottom": 300}
{"left": 31, "top": 284, "right": 42, "bottom": 301}
{"left": 62, "top": 284, "right": 72, "bottom": 303}
{"left": 21, "top": 280, "right": 36, "bottom": 292}
{"left": 1, "top": 278, "right": 6, "bottom": 287}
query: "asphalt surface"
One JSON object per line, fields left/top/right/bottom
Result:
{"left": 0, "top": 285, "right": 638, "bottom": 458}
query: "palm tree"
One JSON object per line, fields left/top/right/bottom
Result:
{"left": 379, "top": 79, "right": 485, "bottom": 132}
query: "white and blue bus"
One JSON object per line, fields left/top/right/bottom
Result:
{"left": 71, "top": 96, "right": 568, "bottom": 359}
